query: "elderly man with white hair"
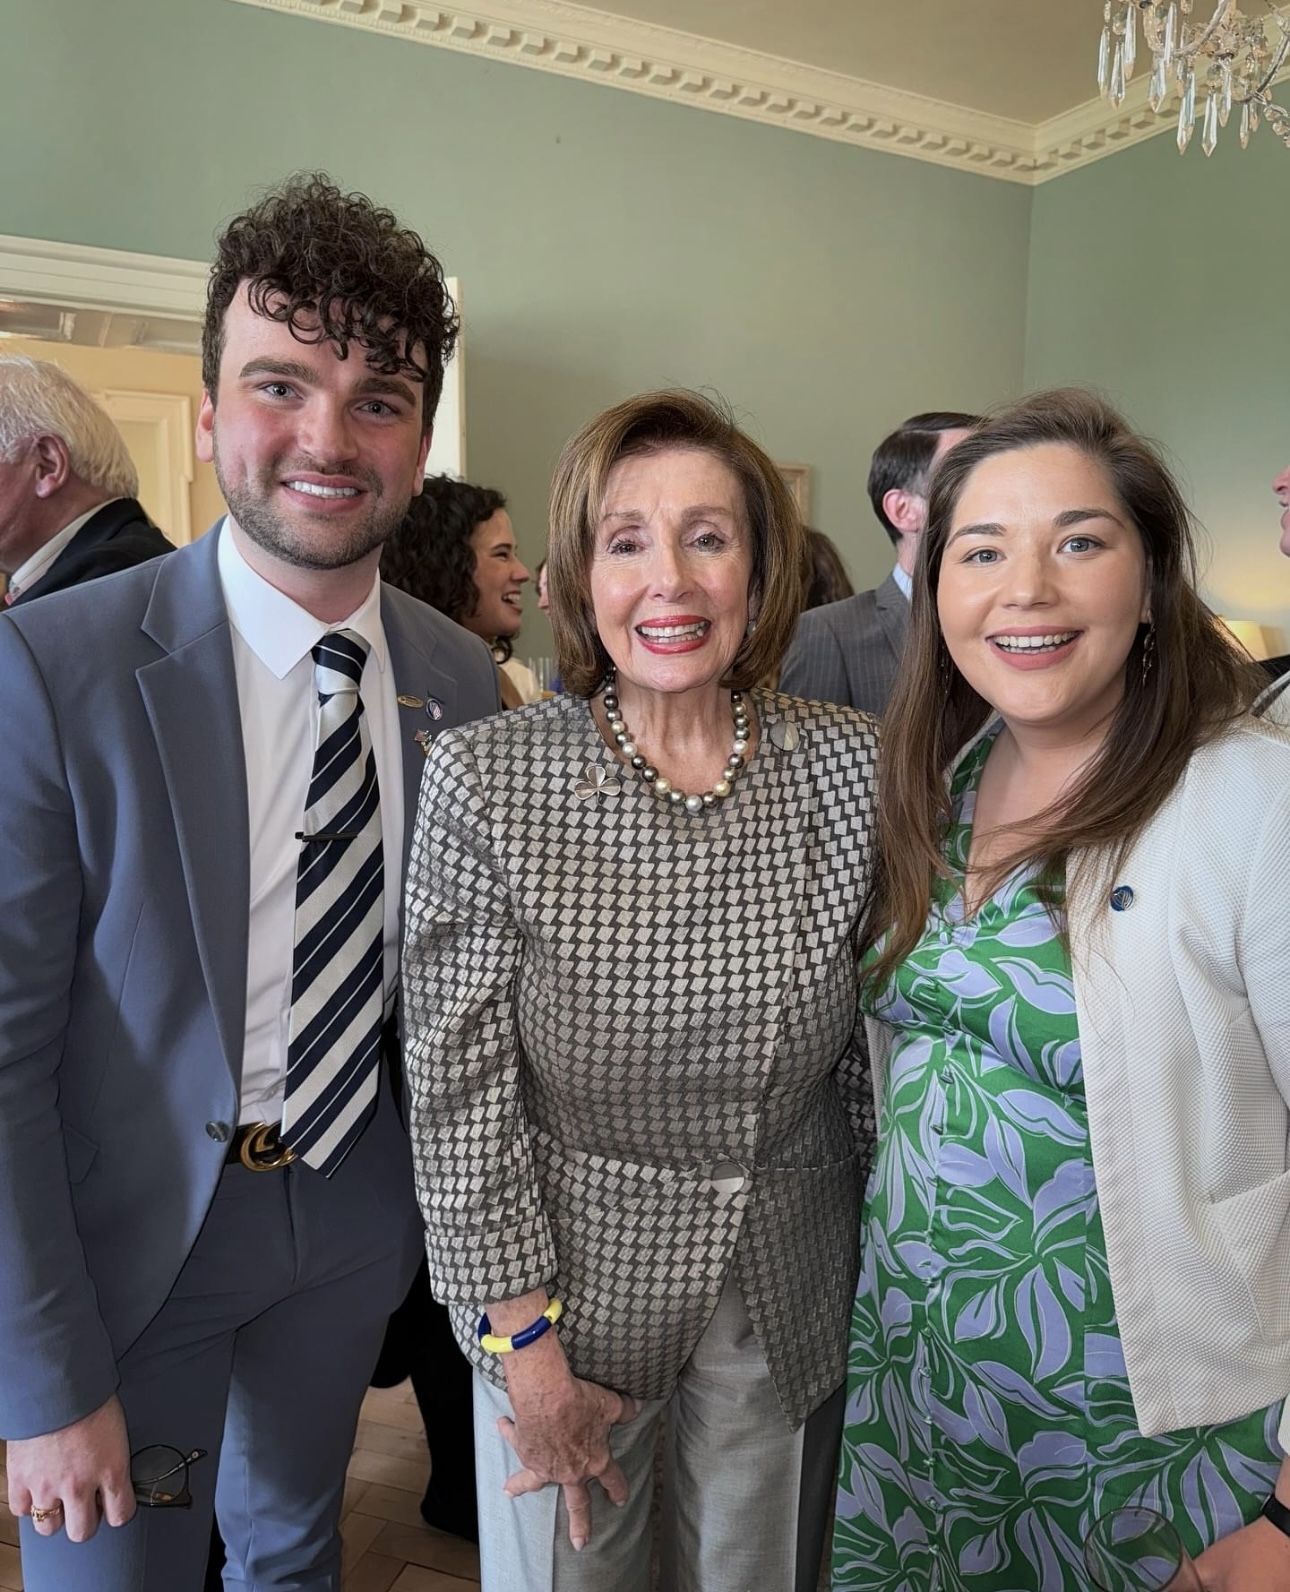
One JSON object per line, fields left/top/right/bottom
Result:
{"left": 0, "top": 355, "right": 172, "bottom": 607}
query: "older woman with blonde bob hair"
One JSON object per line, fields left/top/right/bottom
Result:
{"left": 403, "top": 390, "right": 880, "bottom": 1591}
{"left": 834, "top": 388, "right": 1290, "bottom": 1590}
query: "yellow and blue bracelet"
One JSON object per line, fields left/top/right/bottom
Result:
{"left": 477, "top": 1298, "right": 564, "bottom": 1355}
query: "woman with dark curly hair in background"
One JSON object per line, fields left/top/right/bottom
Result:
{"left": 383, "top": 475, "right": 536, "bottom": 706}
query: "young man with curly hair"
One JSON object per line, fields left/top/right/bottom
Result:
{"left": 0, "top": 174, "right": 500, "bottom": 1591}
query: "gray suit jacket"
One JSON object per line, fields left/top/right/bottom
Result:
{"left": 0, "top": 526, "right": 499, "bottom": 1439}
{"left": 404, "top": 691, "right": 879, "bottom": 1427}
{"left": 779, "top": 571, "right": 909, "bottom": 716}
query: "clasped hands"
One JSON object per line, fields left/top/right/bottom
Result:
{"left": 500, "top": 1369, "right": 639, "bottom": 1552}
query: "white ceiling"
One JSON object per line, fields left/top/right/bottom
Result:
{"left": 564, "top": 0, "right": 1110, "bottom": 125}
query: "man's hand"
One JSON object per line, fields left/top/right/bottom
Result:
{"left": 6, "top": 1393, "right": 134, "bottom": 1542}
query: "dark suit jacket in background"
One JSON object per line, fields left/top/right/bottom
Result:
{"left": 10, "top": 496, "right": 173, "bottom": 605}
{"left": 778, "top": 570, "right": 909, "bottom": 716}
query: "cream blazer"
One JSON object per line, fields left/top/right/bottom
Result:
{"left": 869, "top": 713, "right": 1290, "bottom": 1446}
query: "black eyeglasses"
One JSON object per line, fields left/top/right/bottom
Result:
{"left": 130, "top": 1445, "right": 208, "bottom": 1508}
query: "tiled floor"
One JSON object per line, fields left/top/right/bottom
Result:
{"left": 0, "top": 1381, "right": 480, "bottom": 1592}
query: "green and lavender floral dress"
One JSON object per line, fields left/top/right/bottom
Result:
{"left": 832, "top": 729, "right": 1281, "bottom": 1591}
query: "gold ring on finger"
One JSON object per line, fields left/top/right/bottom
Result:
{"left": 29, "top": 1503, "right": 63, "bottom": 1524}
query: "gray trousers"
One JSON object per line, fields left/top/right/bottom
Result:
{"left": 473, "top": 1274, "right": 844, "bottom": 1592}
{"left": 19, "top": 1087, "right": 421, "bottom": 1592}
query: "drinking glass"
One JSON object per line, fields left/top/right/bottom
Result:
{"left": 1083, "top": 1506, "right": 1203, "bottom": 1591}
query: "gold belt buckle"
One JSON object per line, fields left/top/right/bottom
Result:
{"left": 238, "top": 1122, "right": 297, "bottom": 1172}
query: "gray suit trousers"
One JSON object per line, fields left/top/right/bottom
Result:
{"left": 472, "top": 1274, "right": 844, "bottom": 1592}
{"left": 19, "top": 1087, "right": 421, "bottom": 1592}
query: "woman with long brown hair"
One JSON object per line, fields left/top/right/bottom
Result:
{"left": 833, "top": 390, "right": 1290, "bottom": 1589}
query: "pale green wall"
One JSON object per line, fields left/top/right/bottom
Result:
{"left": 1026, "top": 129, "right": 1290, "bottom": 652}
{"left": 6, "top": 3, "right": 1285, "bottom": 655}
{"left": 0, "top": 0, "right": 1031, "bottom": 656}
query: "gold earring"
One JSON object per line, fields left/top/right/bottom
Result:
{"left": 1140, "top": 622, "right": 1156, "bottom": 687}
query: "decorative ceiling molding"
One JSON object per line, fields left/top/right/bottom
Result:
{"left": 1032, "top": 6, "right": 1290, "bottom": 179}
{"left": 222, "top": 0, "right": 1043, "bottom": 183}
{"left": 1031, "top": 83, "right": 1175, "bottom": 181}
{"left": 221, "top": 0, "right": 1290, "bottom": 185}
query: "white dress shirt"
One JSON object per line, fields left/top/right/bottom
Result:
{"left": 890, "top": 562, "right": 913, "bottom": 601}
{"left": 217, "top": 521, "right": 403, "bottom": 1125}
{"left": 8, "top": 501, "right": 122, "bottom": 598}
{"left": 501, "top": 656, "right": 542, "bottom": 704}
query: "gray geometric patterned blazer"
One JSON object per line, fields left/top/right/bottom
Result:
{"left": 779, "top": 572, "right": 909, "bottom": 717}
{"left": 403, "top": 690, "right": 879, "bottom": 1428}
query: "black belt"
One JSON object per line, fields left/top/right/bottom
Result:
{"left": 224, "top": 1122, "right": 297, "bottom": 1172}
{"left": 224, "top": 1011, "right": 401, "bottom": 1171}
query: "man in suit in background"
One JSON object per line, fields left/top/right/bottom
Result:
{"left": 780, "top": 410, "right": 978, "bottom": 714}
{"left": 0, "top": 172, "right": 499, "bottom": 1591}
{"left": 0, "top": 356, "right": 173, "bottom": 606}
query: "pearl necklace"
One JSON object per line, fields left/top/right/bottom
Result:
{"left": 602, "top": 672, "right": 751, "bottom": 815}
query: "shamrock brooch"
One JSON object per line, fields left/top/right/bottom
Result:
{"left": 572, "top": 763, "right": 622, "bottom": 802}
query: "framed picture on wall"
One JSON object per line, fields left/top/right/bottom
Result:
{"left": 777, "top": 462, "right": 811, "bottom": 522}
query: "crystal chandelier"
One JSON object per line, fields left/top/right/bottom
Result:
{"left": 1098, "top": 1, "right": 1290, "bottom": 153}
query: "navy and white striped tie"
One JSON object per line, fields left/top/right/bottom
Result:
{"left": 281, "top": 630, "right": 384, "bottom": 1176}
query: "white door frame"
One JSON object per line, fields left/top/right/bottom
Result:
{"left": 0, "top": 234, "right": 465, "bottom": 475}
